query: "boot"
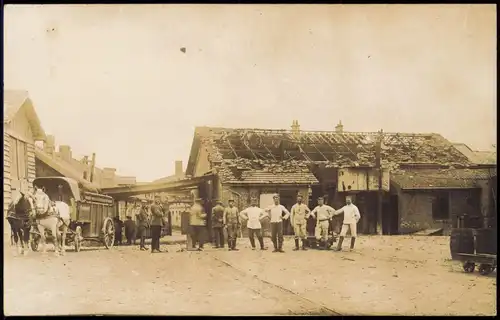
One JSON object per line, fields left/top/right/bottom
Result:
{"left": 293, "top": 239, "right": 300, "bottom": 251}
{"left": 232, "top": 239, "right": 239, "bottom": 251}
{"left": 258, "top": 237, "right": 267, "bottom": 250}
{"left": 336, "top": 236, "right": 344, "bottom": 251}
{"left": 301, "top": 239, "right": 308, "bottom": 250}
{"left": 350, "top": 237, "right": 356, "bottom": 251}
{"left": 249, "top": 237, "right": 256, "bottom": 249}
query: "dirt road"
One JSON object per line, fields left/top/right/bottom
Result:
{"left": 3, "top": 236, "right": 496, "bottom": 316}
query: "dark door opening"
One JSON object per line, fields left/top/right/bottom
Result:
{"left": 279, "top": 189, "right": 298, "bottom": 235}
{"left": 382, "top": 195, "right": 399, "bottom": 235}
{"left": 307, "top": 185, "right": 323, "bottom": 236}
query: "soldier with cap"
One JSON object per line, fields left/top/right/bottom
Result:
{"left": 240, "top": 198, "right": 268, "bottom": 251}
{"left": 224, "top": 199, "right": 240, "bottom": 251}
{"left": 310, "top": 196, "right": 335, "bottom": 250}
{"left": 290, "top": 194, "right": 311, "bottom": 251}
{"left": 150, "top": 195, "right": 167, "bottom": 253}
{"left": 211, "top": 200, "right": 225, "bottom": 248}
{"left": 136, "top": 200, "right": 150, "bottom": 251}
{"left": 332, "top": 195, "right": 361, "bottom": 251}
{"left": 189, "top": 198, "right": 207, "bottom": 251}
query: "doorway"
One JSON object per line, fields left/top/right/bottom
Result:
{"left": 382, "top": 194, "right": 399, "bottom": 235}
{"left": 279, "top": 189, "right": 298, "bottom": 235}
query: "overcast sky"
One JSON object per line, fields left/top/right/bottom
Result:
{"left": 4, "top": 4, "right": 496, "bottom": 181}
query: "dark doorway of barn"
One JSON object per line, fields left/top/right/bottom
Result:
{"left": 279, "top": 189, "right": 298, "bottom": 235}
{"left": 382, "top": 195, "right": 399, "bottom": 235}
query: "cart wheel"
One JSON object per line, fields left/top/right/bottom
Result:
{"left": 101, "top": 217, "right": 115, "bottom": 249}
{"left": 74, "top": 226, "right": 82, "bottom": 252}
{"left": 30, "top": 234, "right": 40, "bottom": 252}
{"left": 478, "top": 264, "right": 493, "bottom": 276}
{"left": 463, "top": 262, "right": 476, "bottom": 273}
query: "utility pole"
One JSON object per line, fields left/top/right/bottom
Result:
{"left": 375, "top": 129, "right": 384, "bottom": 235}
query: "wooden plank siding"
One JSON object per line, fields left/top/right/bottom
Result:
{"left": 3, "top": 132, "right": 12, "bottom": 221}
{"left": 26, "top": 143, "right": 36, "bottom": 193}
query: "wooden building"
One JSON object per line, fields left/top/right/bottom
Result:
{"left": 185, "top": 122, "right": 488, "bottom": 237}
{"left": 3, "top": 90, "right": 46, "bottom": 219}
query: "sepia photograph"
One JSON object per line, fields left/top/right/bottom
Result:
{"left": 3, "top": 3, "right": 497, "bottom": 316}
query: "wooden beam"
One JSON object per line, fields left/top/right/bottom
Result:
{"left": 223, "top": 135, "right": 239, "bottom": 158}
{"left": 240, "top": 132, "right": 259, "bottom": 160}
{"left": 316, "top": 134, "right": 343, "bottom": 159}
{"left": 304, "top": 134, "right": 329, "bottom": 161}
{"left": 253, "top": 131, "right": 277, "bottom": 161}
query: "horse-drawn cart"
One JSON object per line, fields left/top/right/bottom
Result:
{"left": 31, "top": 177, "right": 116, "bottom": 252}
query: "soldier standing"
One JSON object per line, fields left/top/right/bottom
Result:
{"left": 136, "top": 200, "right": 149, "bottom": 251}
{"left": 310, "top": 196, "right": 335, "bottom": 250}
{"left": 189, "top": 198, "right": 207, "bottom": 251}
{"left": 150, "top": 195, "right": 166, "bottom": 253}
{"left": 264, "top": 194, "right": 290, "bottom": 253}
{"left": 290, "top": 194, "right": 311, "bottom": 251}
{"left": 240, "top": 198, "right": 267, "bottom": 251}
{"left": 224, "top": 199, "right": 240, "bottom": 251}
{"left": 333, "top": 196, "right": 361, "bottom": 251}
{"left": 211, "top": 200, "right": 225, "bottom": 248}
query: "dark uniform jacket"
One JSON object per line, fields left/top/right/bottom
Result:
{"left": 150, "top": 203, "right": 165, "bottom": 226}
{"left": 211, "top": 204, "right": 225, "bottom": 228}
{"left": 136, "top": 208, "right": 149, "bottom": 228}
{"left": 124, "top": 219, "right": 137, "bottom": 235}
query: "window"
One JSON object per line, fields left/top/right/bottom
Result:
{"left": 432, "top": 192, "right": 449, "bottom": 220}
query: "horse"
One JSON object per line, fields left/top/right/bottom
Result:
{"left": 32, "top": 186, "right": 71, "bottom": 256}
{"left": 6, "top": 191, "right": 34, "bottom": 255}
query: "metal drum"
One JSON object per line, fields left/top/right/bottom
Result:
{"left": 475, "top": 228, "right": 497, "bottom": 255}
{"left": 450, "top": 228, "right": 475, "bottom": 259}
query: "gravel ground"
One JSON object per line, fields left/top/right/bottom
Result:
{"left": 3, "top": 235, "right": 497, "bottom": 316}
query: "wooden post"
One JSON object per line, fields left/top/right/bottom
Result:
{"left": 90, "top": 153, "right": 96, "bottom": 183}
{"left": 376, "top": 129, "right": 384, "bottom": 235}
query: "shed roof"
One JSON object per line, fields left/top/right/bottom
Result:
{"left": 187, "top": 126, "right": 472, "bottom": 185}
{"left": 35, "top": 147, "right": 101, "bottom": 192}
{"left": 3, "top": 90, "right": 46, "bottom": 141}
{"left": 391, "top": 168, "right": 496, "bottom": 190}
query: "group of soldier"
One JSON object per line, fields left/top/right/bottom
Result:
{"left": 188, "top": 193, "right": 361, "bottom": 253}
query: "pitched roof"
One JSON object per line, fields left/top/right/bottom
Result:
{"left": 391, "top": 168, "right": 496, "bottom": 190}
{"left": 187, "top": 126, "right": 472, "bottom": 184}
{"left": 453, "top": 143, "right": 496, "bottom": 165}
{"left": 3, "top": 90, "right": 46, "bottom": 141}
{"left": 35, "top": 147, "right": 101, "bottom": 192}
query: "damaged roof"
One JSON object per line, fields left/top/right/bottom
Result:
{"left": 391, "top": 167, "right": 496, "bottom": 190}
{"left": 186, "top": 126, "right": 473, "bottom": 185}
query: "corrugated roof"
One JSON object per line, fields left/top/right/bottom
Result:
{"left": 225, "top": 170, "right": 319, "bottom": 185}
{"left": 391, "top": 168, "right": 495, "bottom": 190}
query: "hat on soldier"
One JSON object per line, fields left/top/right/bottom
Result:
{"left": 317, "top": 196, "right": 324, "bottom": 200}
{"left": 273, "top": 194, "right": 279, "bottom": 199}
{"left": 228, "top": 199, "right": 235, "bottom": 203}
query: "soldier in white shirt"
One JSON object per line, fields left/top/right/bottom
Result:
{"left": 310, "top": 197, "right": 335, "bottom": 250}
{"left": 240, "top": 198, "right": 268, "bottom": 251}
{"left": 290, "top": 194, "right": 311, "bottom": 251}
{"left": 264, "top": 194, "right": 290, "bottom": 253}
{"left": 332, "top": 196, "right": 361, "bottom": 251}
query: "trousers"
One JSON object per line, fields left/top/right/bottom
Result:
{"left": 248, "top": 228, "right": 264, "bottom": 249}
{"left": 293, "top": 222, "right": 307, "bottom": 240}
{"left": 340, "top": 222, "right": 358, "bottom": 237}
{"left": 137, "top": 226, "right": 147, "bottom": 248}
{"left": 315, "top": 220, "right": 329, "bottom": 241}
{"left": 150, "top": 225, "right": 162, "bottom": 251}
{"left": 190, "top": 225, "right": 205, "bottom": 248}
{"left": 270, "top": 222, "right": 284, "bottom": 249}
{"left": 213, "top": 227, "right": 225, "bottom": 247}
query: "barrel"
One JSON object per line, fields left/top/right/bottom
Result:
{"left": 450, "top": 228, "right": 475, "bottom": 259}
{"left": 475, "top": 228, "right": 497, "bottom": 255}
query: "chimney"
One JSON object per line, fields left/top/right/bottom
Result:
{"left": 59, "top": 145, "right": 72, "bottom": 162}
{"left": 81, "top": 156, "right": 89, "bottom": 180}
{"left": 102, "top": 167, "right": 117, "bottom": 188}
{"left": 175, "top": 160, "right": 183, "bottom": 178}
{"left": 335, "top": 121, "right": 344, "bottom": 133}
{"left": 291, "top": 120, "right": 300, "bottom": 135}
{"left": 44, "top": 135, "right": 56, "bottom": 156}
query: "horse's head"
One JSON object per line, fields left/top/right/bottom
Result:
{"left": 33, "top": 186, "right": 50, "bottom": 215}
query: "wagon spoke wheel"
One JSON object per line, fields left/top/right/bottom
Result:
{"left": 463, "top": 262, "right": 476, "bottom": 273}
{"left": 102, "top": 218, "right": 115, "bottom": 249}
{"left": 74, "top": 226, "right": 82, "bottom": 252}
{"left": 30, "top": 233, "right": 40, "bottom": 252}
